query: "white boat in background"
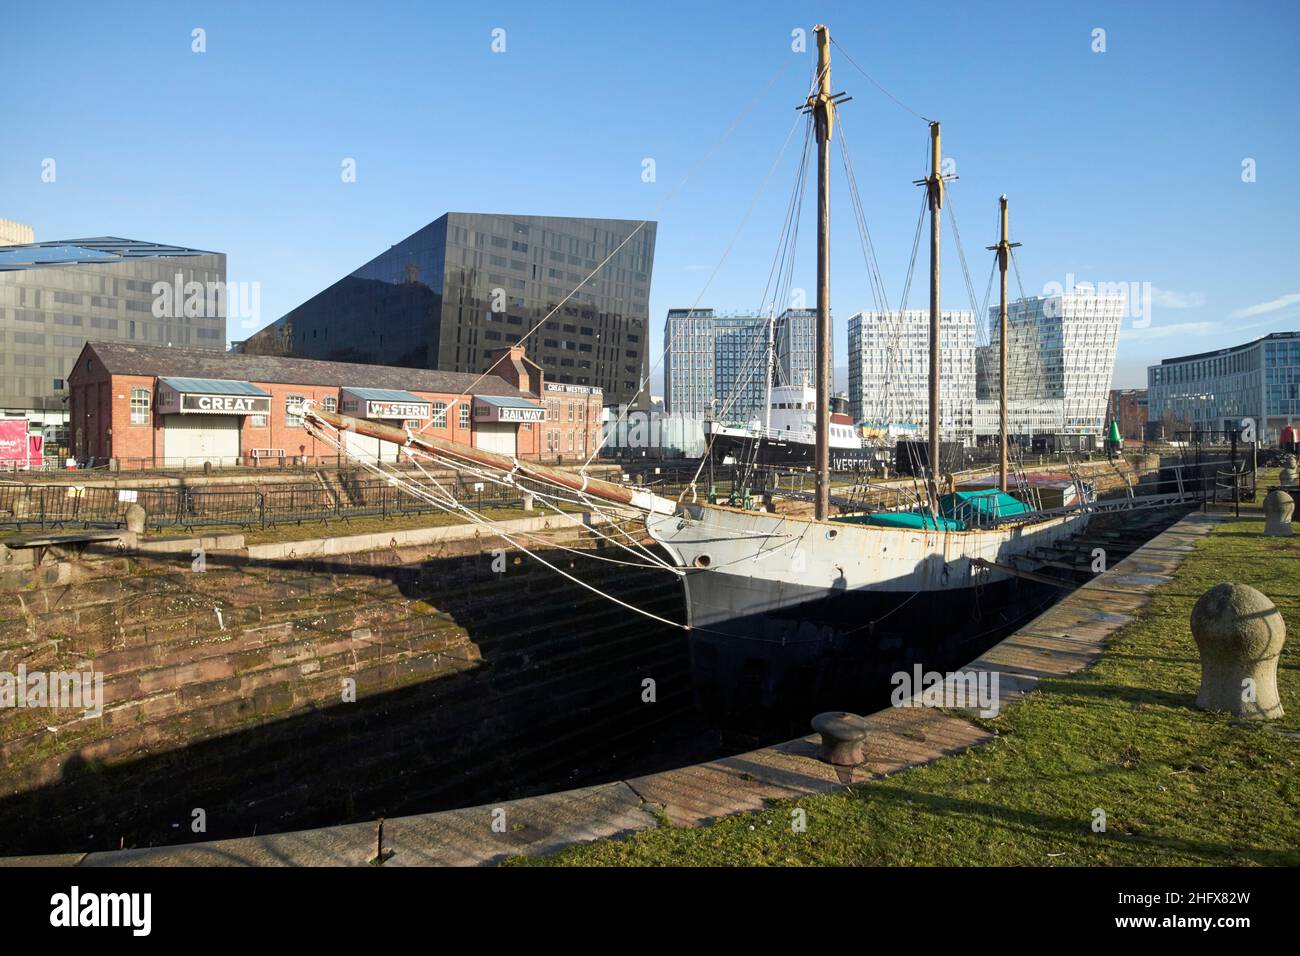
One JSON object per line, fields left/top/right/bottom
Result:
{"left": 706, "top": 385, "right": 873, "bottom": 470}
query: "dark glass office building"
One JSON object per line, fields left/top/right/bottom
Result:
{"left": 0, "top": 237, "right": 226, "bottom": 425}
{"left": 241, "top": 213, "right": 656, "bottom": 406}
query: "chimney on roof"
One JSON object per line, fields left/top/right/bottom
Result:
{"left": 488, "top": 344, "right": 534, "bottom": 394}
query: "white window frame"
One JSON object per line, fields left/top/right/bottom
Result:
{"left": 286, "top": 394, "right": 306, "bottom": 428}
{"left": 129, "top": 387, "right": 150, "bottom": 425}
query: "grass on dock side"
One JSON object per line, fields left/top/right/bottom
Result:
{"left": 514, "top": 486, "right": 1300, "bottom": 866}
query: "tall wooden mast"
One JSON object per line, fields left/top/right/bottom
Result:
{"left": 988, "top": 195, "right": 1021, "bottom": 493}
{"left": 809, "top": 25, "right": 835, "bottom": 520}
{"left": 925, "top": 122, "right": 943, "bottom": 501}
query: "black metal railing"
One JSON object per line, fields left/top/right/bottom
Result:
{"left": 0, "top": 474, "right": 525, "bottom": 533}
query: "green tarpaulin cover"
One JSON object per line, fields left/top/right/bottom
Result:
{"left": 832, "top": 489, "right": 1034, "bottom": 531}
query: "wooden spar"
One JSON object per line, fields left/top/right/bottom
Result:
{"left": 811, "top": 24, "right": 834, "bottom": 521}
{"left": 926, "top": 120, "right": 943, "bottom": 506}
{"left": 987, "top": 195, "right": 1021, "bottom": 494}
{"left": 998, "top": 196, "right": 1010, "bottom": 493}
{"left": 305, "top": 406, "right": 677, "bottom": 515}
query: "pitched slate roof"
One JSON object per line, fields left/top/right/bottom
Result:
{"left": 77, "top": 342, "right": 528, "bottom": 398}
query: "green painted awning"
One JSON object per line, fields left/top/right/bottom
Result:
{"left": 344, "top": 387, "right": 426, "bottom": 403}
{"left": 474, "top": 394, "right": 543, "bottom": 410}
{"left": 159, "top": 377, "right": 270, "bottom": 396}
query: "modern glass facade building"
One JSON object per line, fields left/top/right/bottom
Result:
{"left": 0, "top": 237, "right": 226, "bottom": 425}
{"left": 240, "top": 213, "right": 656, "bottom": 407}
{"left": 663, "top": 308, "right": 822, "bottom": 422}
{"left": 1146, "top": 331, "right": 1300, "bottom": 442}
{"left": 974, "top": 291, "right": 1125, "bottom": 438}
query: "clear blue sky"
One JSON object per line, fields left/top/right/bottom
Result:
{"left": 5, "top": 0, "right": 1298, "bottom": 390}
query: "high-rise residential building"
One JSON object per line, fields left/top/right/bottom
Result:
{"left": 0, "top": 219, "right": 35, "bottom": 247}
{"left": 975, "top": 290, "right": 1125, "bottom": 437}
{"left": 0, "top": 237, "right": 226, "bottom": 426}
{"left": 239, "top": 213, "right": 656, "bottom": 407}
{"left": 847, "top": 310, "right": 977, "bottom": 441}
{"left": 663, "top": 307, "right": 823, "bottom": 422}
{"left": 774, "top": 307, "right": 818, "bottom": 389}
{"left": 1146, "top": 331, "right": 1300, "bottom": 443}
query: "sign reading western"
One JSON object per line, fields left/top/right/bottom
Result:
{"left": 180, "top": 393, "right": 272, "bottom": 415}
{"left": 366, "top": 400, "right": 431, "bottom": 420}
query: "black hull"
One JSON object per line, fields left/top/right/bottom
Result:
{"left": 708, "top": 431, "right": 875, "bottom": 471}
{"left": 679, "top": 569, "right": 1059, "bottom": 739}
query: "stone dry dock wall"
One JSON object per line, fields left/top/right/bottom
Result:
{"left": 12, "top": 510, "right": 1218, "bottom": 867}
{"left": 0, "top": 522, "right": 692, "bottom": 856}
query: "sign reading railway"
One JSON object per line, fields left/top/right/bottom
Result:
{"left": 474, "top": 401, "right": 546, "bottom": 423}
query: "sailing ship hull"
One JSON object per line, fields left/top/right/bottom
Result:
{"left": 646, "top": 501, "right": 1088, "bottom": 731}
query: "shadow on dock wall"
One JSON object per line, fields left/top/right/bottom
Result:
{"left": 0, "top": 546, "right": 718, "bottom": 857}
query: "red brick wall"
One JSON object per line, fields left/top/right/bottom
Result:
{"left": 74, "top": 376, "right": 543, "bottom": 465}
{"left": 67, "top": 340, "right": 546, "bottom": 466}
{"left": 539, "top": 390, "right": 604, "bottom": 464}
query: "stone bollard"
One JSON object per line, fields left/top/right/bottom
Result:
{"left": 1263, "top": 489, "right": 1294, "bottom": 536}
{"left": 522, "top": 492, "right": 535, "bottom": 512}
{"left": 1190, "top": 583, "right": 1285, "bottom": 720}
{"left": 811, "top": 711, "right": 869, "bottom": 766}
{"left": 124, "top": 503, "right": 147, "bottom": 534}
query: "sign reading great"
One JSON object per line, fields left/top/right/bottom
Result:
{"left": 157, "top": 378, "right": 273, "bottom": 416}
{"left": 180, "top": 393, "right": 272, "bottom": 415}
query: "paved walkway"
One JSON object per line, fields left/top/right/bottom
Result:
{"left": 2, "top": 511, "right": 1220, "bottom": 867}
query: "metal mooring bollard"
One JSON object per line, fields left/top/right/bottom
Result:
{"left": 811, "top": 711, "right": 869, "bottom": 765}
{"left": 1263, "top": 489, "right": 1294, "bottom": 536}
{"left": 1190, "top": 583, "right": 1286, "bottom": 720}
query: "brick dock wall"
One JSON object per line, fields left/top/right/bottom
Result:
{"left": 0, "top": 528, "right": 695, "bottom": 855}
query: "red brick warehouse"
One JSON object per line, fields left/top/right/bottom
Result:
{"left": 65, "top": 342, "right": 601, "bottom": 469}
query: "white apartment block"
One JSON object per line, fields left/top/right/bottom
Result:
{"left": 664, "top": 307, "right": 823, "bottom": 423}
{"left": 975, "top": 290, "right": 1125, "bottom": 437}
{"left": 848, "top": 310, "right": 977, "bottom": 442}
{"left": 0, "top": 219, "right": 34, "bottom": 247}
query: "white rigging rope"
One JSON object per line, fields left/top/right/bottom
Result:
{"left": 580, "top": 106, "right": 810, "bottom": 476}
{"left": 302, "top": 415, "right": 693, "bottom": 630}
